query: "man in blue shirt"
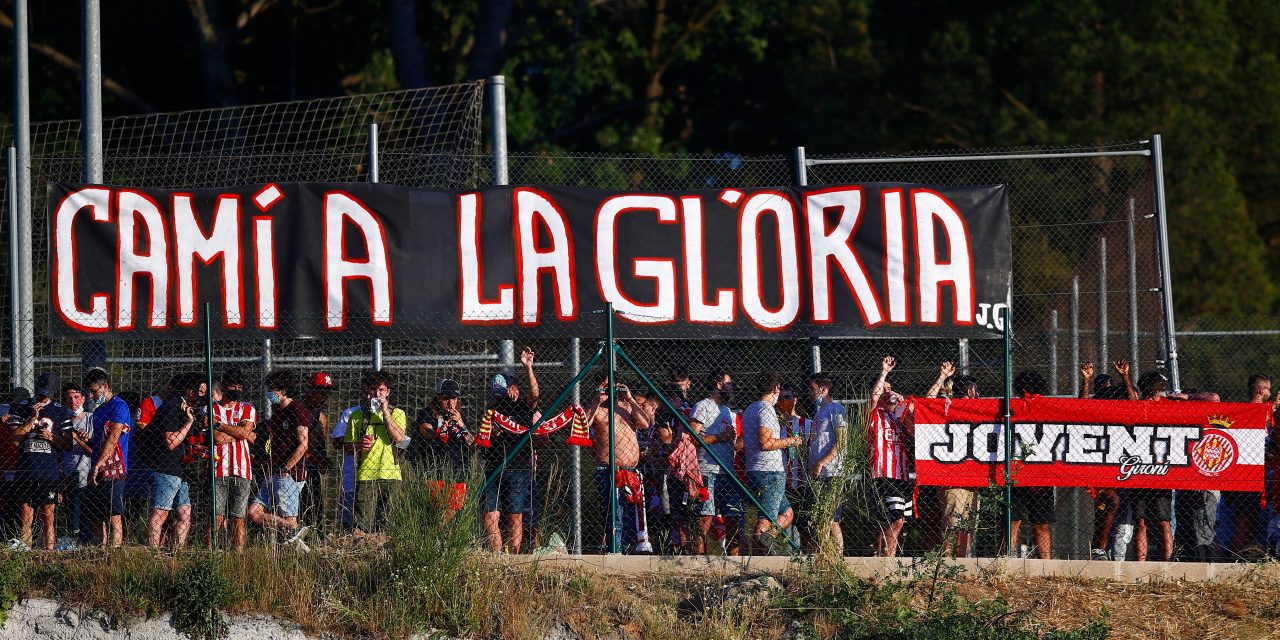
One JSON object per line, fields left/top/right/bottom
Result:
{"left": 84, "top": 369, "right": 133, "bottom": 548}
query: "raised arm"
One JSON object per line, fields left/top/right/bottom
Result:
{"left": 925, "top": 361, "right": 955, "bottom": 398}
{"left": 521, "top": 347, "right": 540, "bottom": 408}
{"left": 1114, "top": 361, "right": 1139, "bottom": 400}
{"left": 870, "top": 356, "right": 896, "bottom": 407}
{"left": 1079, "top": 362, "right": 1095, "bottom": 399}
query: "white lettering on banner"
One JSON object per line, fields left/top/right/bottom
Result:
{"left": 596, "top": 194, "right": 677, "bottom": 323}
{"left": 253, "top": 217, "right": 276, "bottom": 329}
{"left": 514, "top": 188, "right": 577, "bottom": 325}
{"left": 116, "top": 190, "right": 169, "bottom": 330}
{"left": 741, "top": 192, "right": 802, "bottom": 329}
{"left": 173, "top": 194, "right": 243, "bottom": 327}
{"left": 323, "top": 192, "right": 392, "bottom": 329}
{"left": 914, "top": 189, "right": 974, "bottom": 325}
{"left": 918, "top": 422, "right": 1255, "bottom": 470}
{"left": 54, "top": 187, "right": 112, "bottom": 331}
{"left": 1117, "top": 456, "right": 1170, "bottom": 481}
{"left": 882, "top": 189, "right": 908, "bottom": 324}
{"left": 681, "top": 196, "right": 735, "bottom": 323}
{"left": 458, "top": 192, "right": 515, "bottom": 324}
{"left": 805, "top": 187, "right": 884, "bottom": 325}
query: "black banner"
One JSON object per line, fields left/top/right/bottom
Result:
{"left": 47, "top": 182, "right": 1010, "bottom": 339}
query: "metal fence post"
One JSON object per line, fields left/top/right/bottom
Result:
{"left": 1049, "top": 310, "right": 1059, "bottom": 395}
{"left": 79, "top": 0, "right": 107, "bottom": 376}
{"left": 13, "top": 0, "right": 34, "bottom": 389}
{"left": 1071, "top": 277, "right": 1080, "bottom": 397}
{"left": 569, "top": 336, "right": 582, "bottom": 555}
{"left": 606, "top": 303, "right": 618, "bottom": 554}
{"left": 1127, "top": 198, "right": 1140, "bottom": 377}
{"left": 1098, "top": 236, "right": 1108, "bottom": 366}
{"left": 368, "top": 123, "right": 383, "bottom": 371}
{"left": 1002, "top": 306, "right": 1013, "bottom": 556}
{"left": 958, "top": 338, "right": 970, "bottom": 376}
{"left": 260, "top": 338, "right": 273, "bottom": 420}
{"left": 7, "top": 148, "right": 19, "bottom": 386}
{"left": 1150, "top": 134, "right": 1182, "bottom": 391}
{"left": 204, "top": 302, "right": 218, "bottom": 548}
{"left": 793, "top": 146, "right": 822, "bottom": 375}
{"left": 491, "top": 77, "right": 515, "bottom": 374}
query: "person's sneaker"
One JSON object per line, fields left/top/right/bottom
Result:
{"left": 7, "top": 538, "right": 30, "bottom": 551}
{"left": 1090, "top": 548, "right": 1109, "bottom": 561}
{"left": 632, "top": 539, "right": 654, "bottom": 554}
{"left": 283, "top": 525, "right": 310, "bottom": 547}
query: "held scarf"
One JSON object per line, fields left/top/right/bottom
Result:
{"left": 476, "top": 404, "right": 592, "bottom": 448}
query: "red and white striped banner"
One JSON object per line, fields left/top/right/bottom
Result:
{"left": 912, "top": 397, "right": 1269, "bottom": 491}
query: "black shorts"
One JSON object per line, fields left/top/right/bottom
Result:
{"left": 84, "top": 479, "right": 126, "bottom": 521}
{"left": 1130, "top": 489, "right": 1172, "bottom": 523}
{"left": 17, "top": 478, "right": 60, "bottom": 506}
{"left": 1011, "top": 487, "right": 1055, "bottom": 525}
{"left": 869, "top": 477, "right": 913, "bottom": 523}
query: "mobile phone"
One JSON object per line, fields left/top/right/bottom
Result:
{"left": 370, "top": 398, "right": 383, "bottom": 412}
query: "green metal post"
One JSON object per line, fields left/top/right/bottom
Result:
{"left": 478, "top": 342, "right": 606, "bottom": 497}
{"left": 606, "top": 303, "right": 618, "bottom": 553}
{"left": 204, "top": 302, "right": 217, "bottom": 548}
{"left": 1002, "top": 306, "right": 1013, "bottom": 556}
{"left": 614, "top": 344, "right": 801, "bottom": 552}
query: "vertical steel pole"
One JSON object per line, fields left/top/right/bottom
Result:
{"left": 204, "top": 302, "right": 218, "bottom": 547}
{"left": 1070, "top": 277, "right": 1080, "bottom": 397}
{"left": 1002, "top": 306, "right": 1013, "bottom": 556}
{"left": 490, "top": 77, "right": 515, "bottom": 374}
{"left": 1098, "top": 237, "right": 1108, "bottom": 366}
{"left": 606, "top": 303, "right": 618, "bottom": 553}
{"left": 958, "top": 338, "right": 970, "bottom": 376}
{"left": 793, "top": 146, "right": 822, "bottom": 375}
{"left": 1049, "top": 310, "right": 1059, "bottom": 395}
{"left": 13, "top": 0, "right": 33, "bottom": 389}
{"left": 260, "top": 338, "right": 273, "bottom": 421}
{"left": 79, "top": 0, "right": 106, "bottom": 376}
{"left": 1150, "top": 135, "right": 1182, "bottom": 391}
{"left": 569, "top": 336, "right": 582, "bottom": 555}
{"left": 1126, "top": 198, "right": 1140, "bottom": 377}
{"left": 367, "top": 123, "right": 383, "bottom": 371}
{"left": 7, "top": 148, "right": 20, "bottom": 385}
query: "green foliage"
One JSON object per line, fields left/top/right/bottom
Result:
{"left": 171, "top": 553, "right": 234, "bottom": 640}
{"left": 0, "top": 551, "right": 27, "bottom": 627}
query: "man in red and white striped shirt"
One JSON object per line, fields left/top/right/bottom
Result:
{"left": 867, "top": 356, "right": 912, "bottom": 557}
{"left": 209, "top": 369, "right": 257, "bottom": 552}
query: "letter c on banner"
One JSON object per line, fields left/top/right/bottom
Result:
{"left": 740, "top": 191, "right": 801, "bottom": 330}
{"left": 595, "top": 194, "right": 678, "bottom": 323}
{"left": 53, "top": 187, "right": 112, "bottom": 331}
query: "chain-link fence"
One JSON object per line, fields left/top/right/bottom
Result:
{"left": 4, "top": 83, "right": 1273, "bottom": 561}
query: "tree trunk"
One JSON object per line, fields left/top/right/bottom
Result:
{"left": 466, "top": 0, "right": 516, "bottom": 81}
{"left": 386, "top": 0, "right": 431, "bottom": 88}
{"left": 185, "top": 0, "right": 239, "bottom": 107}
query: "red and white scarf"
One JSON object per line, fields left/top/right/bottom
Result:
{"left": 476, "top": 404, "right": 593, "bottom": 448}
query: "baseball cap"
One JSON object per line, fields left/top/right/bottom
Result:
{"left": 436, "top": 378, "right": 462, "bottom": 398}
{"left": 33, "top": 372, "right": 59, "bottom": 400}
{"left": 310, "top": 372, "right": 335, "bottom": 389}
{"left": 490, "top": 373, "right": 514, "bottom": 396}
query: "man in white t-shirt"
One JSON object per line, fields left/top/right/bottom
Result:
{"left": 743, "top": 370, "right": 803, "bottom": 553}
{"left": 807, "top": 371, "right": 850, "bottom": 554}
{"left": 689, "top": 369, "right": 739, "bottom": 555}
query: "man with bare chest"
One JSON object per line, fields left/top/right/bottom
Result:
{"left": 587, "top": 375, "right": 651, "bottom": 553}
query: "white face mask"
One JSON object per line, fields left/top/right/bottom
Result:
{"left": 71, "top": 406, "right": 84, "bottom": 416}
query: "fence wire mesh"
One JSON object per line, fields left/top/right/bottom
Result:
{"left": 1, "top": 97, "right": 1272, "bottom": 562}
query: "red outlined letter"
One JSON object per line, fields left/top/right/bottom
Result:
{"left": 116, "top": 190, "right": 169, "bottom": 330}
{"left": 173, "top": 194, "right": 244, "bottom": 327}
{"left": 680, "top": 196, "right": 734, "bottom": 323}
{"left": 324, "top": 192, "right": 393, "bottom": 329}
{"left": 803, "top": 187, "right": 883, "bottom": 326}
{"left": 913, "top": 189, "right": 974, "bottom": 325}
{"left": 514, "top": 188, "right": 577, "bottom": 326}
{"left": 882, "top": 189, "right": 909, "bottom": 324}
{"left": 53, "top": 187, "right": 112, "bottom": 331}
{"left": 253, "top": 216, "right": 277, "bottom": 329}
{"left": 741, "top": 191, "right": 802, "bottom": 330}
{"left": 458, "top": 192, "right": 515, "bottom": 324}
{"left": 595, "top": 194, "right": 679, "bottom": 323}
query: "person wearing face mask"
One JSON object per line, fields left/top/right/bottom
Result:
{"left": 210, "top": 368, "right": 258, "bottom": 552}
{"left": 83, "top": 368, "right": 133, "bottom": 548}
{"left": 865, "top": 356, "right": 914, "bottom": 557}
{"left": 246, "top": 370, "right": 311, "bottom": 547}
{"left": 807, "top": 371, "right": 849, "bottom": 554}
{"left": 60, "top": 383, "right": 94, "bottom": 540}
{"left": 144, "top": 373, "right": 201, "bottom": 550}
{"left": 689, "top": 369, "right": 739, "bottom": 555}
{"left": 6, "top": 373, "right": 75, "bottom": 550}
{"left": 743, "top": 370, "right": 802, "bottom": 554}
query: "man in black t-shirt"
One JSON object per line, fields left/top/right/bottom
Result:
{"left": 482, "top": 347, "right": 541, "bottom": 554}
{"left": 7, "top": 372, "right": 74, "bottom": 550}
{"left": 145, "top": 373, "right": 200, "bottom": 549}
{"left": 247, "top": 371, "right": 311, "bottom": 545}
{"left": 412, "top": 379, "right": 475, "bottom": 523}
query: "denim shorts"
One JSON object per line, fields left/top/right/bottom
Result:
{"left": 482, "top": 469, "right": 533, "bottom": 514}
{"left": 747, "top": 471, "right": 790, "bottom": 521}
{"left": 150, "top": 472, "right": 191, "bottom": 511}
{"left": 253, "top": 474, "right": 306, "bottom": 518}
{"left": 698, "top": 473, "right": 744, "bottom": 518}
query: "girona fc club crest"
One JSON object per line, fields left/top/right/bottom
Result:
{"left": 1190, "top": 416, "right": 1239, "bottom": 478}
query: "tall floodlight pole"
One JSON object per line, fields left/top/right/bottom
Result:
{"left": 1150, "top": 135, "right": 1181, "bottom": 391}
{"left": 368, "top": 123, "right": 383, "bottom": 371}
